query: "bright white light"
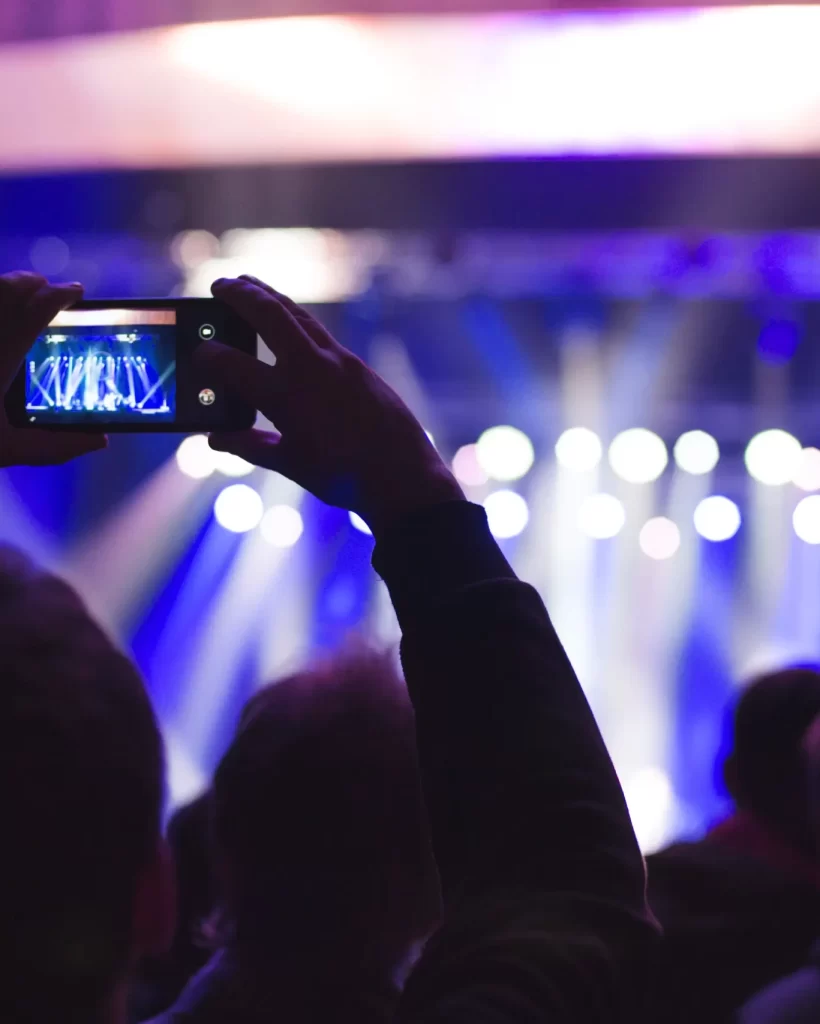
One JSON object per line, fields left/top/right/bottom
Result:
{"left": 793, "top": 448, "right": 820, "bottom": 492}
{"left": 170, "top": 229, "right": 219, "bottom": 269}
{"left": 745, "top": 429, "right": 802, "bottom": 486}
{"left": 185, "top": 228, "right": 364, "bottom": 304}
{"left": 609, "top": 428, "right": 668, "bottom": 484}
{"left": 214, "top": 484, "right": 264, "bottom": 533}
{"left": 693, "top": 495, "right": 741, "bottom": 541}
{"left": 555, "top": 427, "right": 602, "bottom": 472}
{"left": 176, "top": 434, "right": 216, "bottom": 479}
{"left": 578, "top": 493, "right": 626, "bottom": 539}
{"left": 452, "top": 444, "right": 489, "bottom": 487}
{"left": 349, "top": 511, "right": 373, "bottom": 536}
{"left": 639, "top": 517, "right": 681, "bottom": 560}
{"left": 476, "top": 426, "right": 535, "bottom": 482}
{"left": 425, "top": 430, "right": 436, "bottom": 449}
{"left": 673, "top": 430, "right": 720, "bottom": 475}
{"left": 624, "top": 767, "right": 676, "bottom": 854}
{"left": 260, "top": 504, "right": 304, "bottom": 547}
{"left": 213, "top": 450, "right": 255, "bottom": 478}
{"left": 483, "top": 490, "right": 530, "bottom": 539}
{"left": 793, "top": 495, "right": 820, "bottom": 544}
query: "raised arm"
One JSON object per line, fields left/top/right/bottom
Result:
{"left": 377, "top": 502, "right": 656, "bottom": 1024}
{"left": 199, "top": 275, "right": 657, "bottom": 1024}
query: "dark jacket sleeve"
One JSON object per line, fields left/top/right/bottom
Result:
{"left": 373, "top": 502, "right": 658, "bottom": 1024}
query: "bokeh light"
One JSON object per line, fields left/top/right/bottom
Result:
{"left": 639, "top": 517, "right": 681, "bottom": 560}
{"left": 555, "top": 427, "right": 603, "bottom": 472}
{"left": 609, "top": 428, "right": 668, "bottom": 484}
{"left": 213, "top": 484, "right": 264, "bottom": 533}
{"left": 578, "top": 493, "right": 626, "bottom": 539}
{"left": 744, "top": 429, "right": 802, "bottom": 486}
{"left": 29, "top": 235, "right": 70, "bottom": 276}
{"left": 176, "top": 435, "right": 217, "bottom": 479}
{"left": 673, "top": 430, "right": 720, "bottom": 475}
{"left": 349, "top": 511, "right": 373, "bottom": 536}
{"left": 260, "top": 504, "right": 304, "bottom": 547}
{"left": 793, "top": 448, "right": 820, "bottom": 492}
{"left": 452, "top": 444, "right": 489, "bottom": 487}
{"left": 170, "top": 229, "right": 220, "bottom": 269}
{"left": 483, "top": 490, "right": 530, "bottom": 539}
{"left": 476, "top": 426, "right": 535, "bottom": 482}
{"left": 793, "top": 495, "right": 820, "bottom": 544}
{"left": 693, "top": 495, "right": 741, "bottom": 541}
{"left": 213, "top": 450, "right": 256, "bottom": 478}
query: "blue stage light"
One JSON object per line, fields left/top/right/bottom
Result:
{"left": 757, "top": 319, "right": 800, "bottom": 364}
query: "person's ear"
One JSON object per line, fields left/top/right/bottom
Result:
{"left": 723, "top": 753, "right": 739, "bottom": 803}
{"left": 133, "top": 837, "right": 177, "bottom": 958}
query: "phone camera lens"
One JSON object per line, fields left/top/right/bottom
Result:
{"left": 198, "top": 388, "right": 216, "bottom": 406}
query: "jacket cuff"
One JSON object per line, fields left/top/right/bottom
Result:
{"left": 372, "top": 501, "right": 516, "bottom": 630}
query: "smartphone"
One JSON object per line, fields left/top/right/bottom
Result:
{"left": 4, "top": 298, "right": 256, "bottom": 432}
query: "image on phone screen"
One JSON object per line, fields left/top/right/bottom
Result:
{"left": 25, "top": 307, "right": 177, "bottom": 424}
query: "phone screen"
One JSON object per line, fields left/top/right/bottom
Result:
{"left": 26, "top": 307, "right": 178, "bottom": 425}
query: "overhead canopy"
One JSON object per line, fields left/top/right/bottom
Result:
{"left": 0, "top": 0, "right": 804, "bottom": 43}
{"left": 2, "top": 8, "right": 820, "bottom": 171}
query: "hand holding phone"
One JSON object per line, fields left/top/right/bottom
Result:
{"left": 198, "top": 276, "right": 463, "bottom": 536}
{"left": 4, "top": 295, "right": 256, "bottom": 433}
{"left": 0, "top": 273, "right": 107, "bottom": 468}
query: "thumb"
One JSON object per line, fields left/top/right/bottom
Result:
{"left": 209, "top": 428, "right": 288, "bottom": 473}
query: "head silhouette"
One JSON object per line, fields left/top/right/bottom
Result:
{"left": 724, "top": 665, "right": 820, "bottom": 852}
{"left": 212, "top": 646, "right": 440, "bottom": 982}
{"left": 0, "top": 546, "right": 173, "bottom": 1023}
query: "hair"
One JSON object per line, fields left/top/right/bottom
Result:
{"left": 0, "top": 545, "right": 165, "bottom": 1022}
{"left": 212, "top": 645, "right": 439, "bottom": 977}
{"left": 730, "top": 664, "right": 820, "bottom": 849}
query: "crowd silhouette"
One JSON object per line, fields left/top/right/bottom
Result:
{"left": 2, "top": 271, "right": 820, "bottom": 1024}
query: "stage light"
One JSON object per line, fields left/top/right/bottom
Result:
{"left": 578, "top": 493, "right": 626, "bottom": 539}
{"left": 483, "top": 490, "right": 529, "bottom": 539}
{"left": 170, "top": 229, "right": 220, "bottom": 270}
{"left": 349, "top": 511, "right": 373, "bottom": 536}
{"left": 624, "top": 766, "right": 675, "bottom": 854}
{"left": 793, "top": 495, "right": 820, "bottom": 545}
{"left": 793, "top": 448, "right": 820, "bottom": 492}
{"left": 176, "top": 434, "right": 217, "bottom": 479}
{"left": 757, "top": 319, "right": 800, "bottom": 364}
{"left": 214, "top": 484, "right": 264, "bottom": 533}
{"left": 609, "top": 428, "right": 668, "bottom": 484}
{"left": 452, "top": 444, "right": 489, "bottom": 487}
{"left": 213, "top": 450, "right": 255, "bottom": 478}
{"left": 639, "top": 517, "right": 681, "bottom": 560}
{"left": 555, "top": 427, "right": 602, "bottom": 472}
{"left": 476, "top": 426, "right": 535, "bottom": 482}
{"left": 744, "top": 429, "right": 802, "bottom": 486}
{"left": 673, "top": 430, "right": 719, "bottom": 475}
{"left": 693, "top": 495, "right": 741, "bottom": 541}
{"left": 260, "top": 504, "right": 304, "bottom": 547}
{"left": 29, "top": 235, "right": 70, "bottom": 276}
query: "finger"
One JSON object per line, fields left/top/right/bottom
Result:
{"left": 0, "top": 282, "right": 83, "bottom": 391}
{"left": 195, "top": 339, "right": 283, "bottom": 413}
{"left": 0, "top": 272, "right": 47, "bottom": 305}
{"left": 2, "top": 429, "right": 107, "bottom": 467}
{"left": 212, "top": 277, "right": 317, "bottom": 363}
{"left": 21, "top": 281, "right": 84, "bottom": 339}
{"left": 208, "top": 428, "right": 292, "bottom": 475}
{"left": 238, "top": 275, "right": 337, "bottom": 351}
